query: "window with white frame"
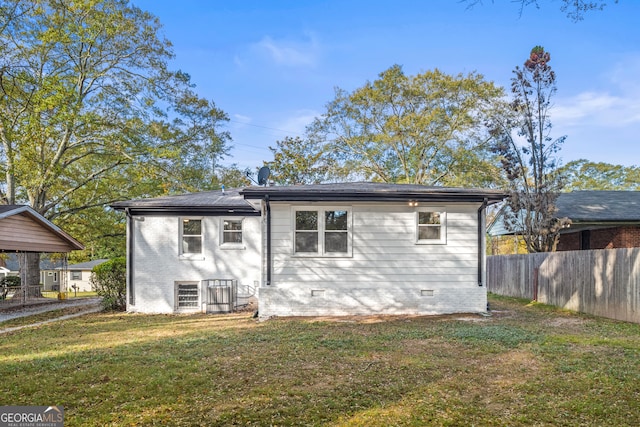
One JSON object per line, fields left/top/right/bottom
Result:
{"left": 294, "top": 208, "right": 351, "bottom": 256}
{"left": 181, "top": 218, "right": 203, "bottom": 255}
{"left": 416, "top": 210, "right": 446, "bottom": 244}
{"left": 70, "top": 270, "right": 82, "bottom": 280}
{"left": 222, "top": 218, "right": 243, "bottom": 244}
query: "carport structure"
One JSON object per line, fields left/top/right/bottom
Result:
{"left": 0, "top": 205, "right": 84, "bottom": 305}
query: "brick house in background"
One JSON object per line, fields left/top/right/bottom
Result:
{"left": 554, "top": 192, "right": 640, "bottom": 251}
{"left": 488, "top": 191, "right": 640, "bottom": 252}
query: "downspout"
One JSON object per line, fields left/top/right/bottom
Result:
{"left": 125, "top": 208, "right": 134, "bottom": 306}
{"left": 265, "top": 195, "right": 271, "bottom": 286}
{"left": 477, "top": 198, "right": 488, "bottom": 286}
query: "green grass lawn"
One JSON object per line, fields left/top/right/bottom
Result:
{"left": 41, "top": 290, "right": 98, "bottom": 299}
{"left": 1, "top": 294, "right": 640, "bottom": 426}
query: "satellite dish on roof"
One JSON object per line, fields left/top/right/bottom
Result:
{"left": 257, "top": 166, "right": 270, "bottom": 186}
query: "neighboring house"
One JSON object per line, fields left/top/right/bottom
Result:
{"left": 2, "top": 253, "right": 75, "bottom": 290}
{"left": 0, "top": 205, "right": 84, "bottom": 296}
{"left": 112, "top": 183, "right": 505, "bottom": 318}
{"left": 488, "top": 191, "right": 640, "bottom": 251}
{"left": 42, "top": 259, "right": 109, "bottom": 292}
{"left": 0, "top": 205, "right": 84, "bottom": 253}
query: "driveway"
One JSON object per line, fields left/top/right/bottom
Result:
{"left": 0, "top": 297, "right": 102, "bottom": 333}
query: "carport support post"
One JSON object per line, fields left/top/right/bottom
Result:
{"left": 18, "top": 253, "right": 26, "bottom": 304}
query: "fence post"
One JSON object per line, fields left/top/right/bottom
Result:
{"left": 533, "top": 267, "right": 539, "bottom": 301}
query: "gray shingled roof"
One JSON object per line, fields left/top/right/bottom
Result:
{"left": 111, "top": 188, "right": 259, "bottom": 215}
{"left": 64, "top": 259, "right": 109, "bottom": 271}
{"left": 112, "top": 183, "right": 507, "bottom": 214}
{"left": 555, "top": 191, "right": 640, "bottom": 222}
{"left": 488, "top": 191, "right": 640, "bottom": 236}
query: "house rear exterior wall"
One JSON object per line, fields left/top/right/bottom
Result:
{"left": 259, "top": 202, "right": 486, "bottom": 319}
{"left": 128, "top": 215, "right": 261, "bottom": 313}
{"left": 558, "top": 226, "right": 640, "bottom": 251}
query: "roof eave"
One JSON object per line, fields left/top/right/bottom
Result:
{"left": 121, "top": 206, "right": 260, "bottom": 216}
{"left": 0, "top": 206, "right": 84, "bottom": 251}
{"left": 241, "top": 190, "right": 506, "bottom": 204}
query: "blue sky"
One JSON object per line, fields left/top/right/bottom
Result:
{"left": 133, "top": 0, "right": 640, "bottom": 171}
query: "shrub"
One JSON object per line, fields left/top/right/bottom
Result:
{"left": 1, "top": 276, "right": 21, "bottom": 288}
{"left": 91, "top": 257, "right": 126, "bottom": 311}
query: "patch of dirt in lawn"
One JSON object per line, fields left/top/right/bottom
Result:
{"left": 545, "top": 317, "right": 587, "bottom": 328}
{"left": 283, "top": 312, "right": 491, "bottom": 324}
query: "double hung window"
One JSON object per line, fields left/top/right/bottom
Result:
{"left": 222, "top": 219, "right": 243, "bottom": 244}
{"left": 181, "top": 218, "right": 203, "bottom": 256}
{"left": 416, "top": 210, "right": 446, "bottom": 244}
{"left": 294, "top": 208, "right": 351, "bottom": 256}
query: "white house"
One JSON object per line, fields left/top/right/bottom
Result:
{"left": 112, "top": 189, "right": 262, "bottom": 314}
{"left": 112, "top": 183, "right": 505, "bottom": 318}
{"left": 62, "top": 259, "right": 109, "bottom": 292}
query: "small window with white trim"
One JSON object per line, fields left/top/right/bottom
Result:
{"left": 221, "top": 218, "right": 243, "bottom": 246}
{"left": 180, "top": 218, "right": 203, "bottom": 256}
{"left": 416, "top": 210, "right": 446, "bottom": 244}
{"left": 294, "top": 208, "right": 351, "bottom": 256}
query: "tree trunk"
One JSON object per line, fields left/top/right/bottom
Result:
{"left": 18, "top": 252, "right": 43, "bottom": 298}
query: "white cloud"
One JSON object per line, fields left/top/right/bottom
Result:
{"left": 554, "top": 56, "right": 640, "bottom": 129}
{"left": 553, "top": 92, "right": 630, "bottom": 126}
{"left": 608, "top": 56, "right": 640, "bottom": 94}
{"left": 251, "top": 33, "right": 321, "bottom": 67}
{"left": 233, "top": 114, "right": 252, "bottom": 123}
{"left": 275, "top": 109, "right": 320, "bottom": 136}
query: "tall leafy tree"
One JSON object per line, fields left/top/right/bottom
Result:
{"left": 490, "top": 46, "right": 569, "bottom": 253}
{"left": 214, "top": 164, "right": 252, "bottom": 189}
{"left": 0, "top": 0, "right": 230, "bottom": 285}
{"left": 306, "top": 65, "right": 505, "bottom": 187}
{"left": 559, "top": 159, "right": 640, "bottom": 191}
{"left": 265, "top": 136, "right": 336, "bottom": 185}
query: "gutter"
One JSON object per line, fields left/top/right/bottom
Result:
{"left": 477, "top": 198, "right": 488, "bottom": 286}
{"left": 265, "top": 195, "right": 271, "bottom": 286}
{"left": 125, "top": 208, "right": 135, "bottom": 306}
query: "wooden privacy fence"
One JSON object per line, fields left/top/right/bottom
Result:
{"left": 487, "top": 248, "right": 640, "bottom": 323}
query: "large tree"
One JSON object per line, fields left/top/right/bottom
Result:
{"left": 559, "top": 159, "right": 640, "bottom": 191}
{"left": 0, "top": 0, "right": 230, "bottom": 285}
{"left": 305, "top": 65, "right": 505, "bottom": 187}
{"left": 465, "top": 0, "right": 617, "bottom": 21}
{"left": 490, "top": 46, "right": 569, "bottom": 253}
{"left": 265, "top": 136, "right": 337, "bottom": 185}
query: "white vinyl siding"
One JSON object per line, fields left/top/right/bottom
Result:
{"left": 261, "top": 202, "right": 485, "bottom": 317}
